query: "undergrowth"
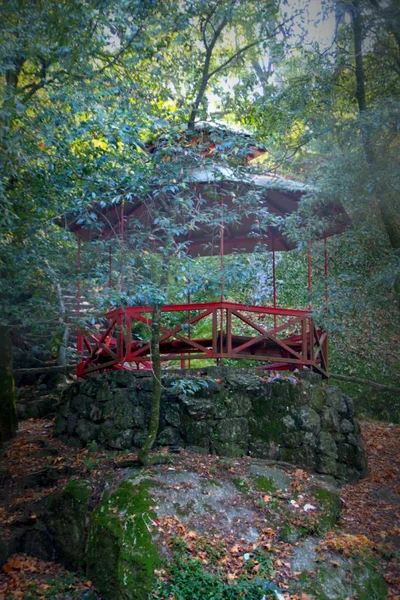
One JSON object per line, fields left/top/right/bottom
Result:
{"left": 153, "top": 544, "right": 283, "bottom": 600}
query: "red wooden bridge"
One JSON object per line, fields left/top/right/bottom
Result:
{"left": 76, "top": 301, "right": 328, "bottom": 378}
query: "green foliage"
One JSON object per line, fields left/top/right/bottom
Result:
{"left": 154, "top": 551, "right": 280, "bottom": 600}
{"left": 169, "top": 376, "right": 211, "bottom": 396}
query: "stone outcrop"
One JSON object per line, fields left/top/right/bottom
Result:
{"left": 55, "top": 369, "right": 367, "bottom": 482}
{"left": 87, "top": 479, "right": 160, "bottom": 600}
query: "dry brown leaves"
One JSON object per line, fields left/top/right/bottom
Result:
{"left": 0, "top": 554, "right": 92, "bottom": 600}
{"left": 340, "top": 421, "right": 400, "bottom": 599}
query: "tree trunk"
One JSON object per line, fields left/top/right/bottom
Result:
{"left": 138, "top": 305, "right": 162, "bottom": 465}
{"left": 351, "top": 0, "right": 367, "bottom": 113}
{"left": 350, "top": 0, "right": 400, "bottom": 301}
{"left": 45, "top": 261, "right": 69, "bottom": 367}
{"left": 0, "top": 326, "right": 18, "bottom": 443}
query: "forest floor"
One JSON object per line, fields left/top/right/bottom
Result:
{"left": 0, "top": 419, "right": 399, "bottom": 600}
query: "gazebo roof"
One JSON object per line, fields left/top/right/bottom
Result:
{"left": 62, "top": 166, "right": 350, "bottom": 255}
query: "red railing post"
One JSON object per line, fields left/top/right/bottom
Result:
{"left": 227, "top": 308, "right": 232, "bottom": 355}
{"left": 117, "top": 311, "right": 125, "bottom": 363}
{"left": 301, "top": 317, "right": 307, "bottom": 362}
{"left": 212, "top": 307, "right": 218, "bottom": 355}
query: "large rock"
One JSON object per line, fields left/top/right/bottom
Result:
{"left": 291, "top": 538, "right": 388, "bottom": 600}
{"left": 87, "top": 479, "right": 160, "bottom": 600}
{"left": 46, "top": 479, "right": 92, "bottom": 569}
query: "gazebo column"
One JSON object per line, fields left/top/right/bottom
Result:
{"left": 188, "top": 287, "right": 191, "bottom": 369}
{"left": 324, "top": 235, "right": 329, "bottom": 311}
{"left": 77, "top": 235, "right": 83, "bottom": 356}
{"left": 308, "top": 241, "right": 312, "bottom": 309}
{"left": 220, "top": 198, "right": 225, "bottom": 303}
{"left": 323, "top": 234, "right": 329, "bottom": 371}
{"left": 120, "top": 202, "right": 125, "bottom": 292}
{"left": 108, "top": 246, "right": 113, "bottom": 288}
{"left": 272, "top": 231, "right": 277, "bottom": 330}
{"left": 219, "top": 197, "right": 225, "bottom": 364}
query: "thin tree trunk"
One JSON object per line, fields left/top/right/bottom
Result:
{"left": 0, "top": 326, "right": 18, "bottom": 443}
{"left": 45, "top": 261, "right": 69, "bottom": 367}
{"left": 350, "top": 0, "right": 400, "bottom": 297}
{"left": 138, "top": 305, "right": 162, "bottom": 466}
{"left": 351, "top": 0, "right": 367, "bottom": 113}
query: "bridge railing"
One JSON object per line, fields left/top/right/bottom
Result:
{"left": 76, "top": 301, "right": 328, "bottom": 378}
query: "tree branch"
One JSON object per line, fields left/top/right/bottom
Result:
{"left": 330, "top": 372, "right": 400, "bottom": 394}
{"left": 13, "top": 365, "right": 76, "bottom": 376}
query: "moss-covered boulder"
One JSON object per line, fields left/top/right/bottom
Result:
{"left": 87, "top": 479, "right": 160, "bottom": 600}
{"left": 46, "top": 479, "right": 92, "bottom": 569}
{"left": 293, "top": 541, "right": 388, "bottom": 600}
{"left": 310, "top": 485, "right": 342, "bottom": 534}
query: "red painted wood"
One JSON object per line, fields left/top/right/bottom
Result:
{"left": 76, "top": 302, "right": 328, "bottom": 378}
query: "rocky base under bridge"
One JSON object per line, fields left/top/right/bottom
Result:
{"left": 55, "top": 369, "right": 367, "bottom": 482}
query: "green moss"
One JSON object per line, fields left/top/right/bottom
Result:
{"left": 231, "top": 477, "right": 251, "bottom": 495}
{"left": 352, "top": 556, "right": 388, "bottom": 599}
{"left": 311, "top": 485, "right": 341, "bottom": 533}
{"left": 251, "top": 475, "right": 277, "bottom": 493}
{"left": 87, "top": 479, "right": 160, "bottom": 600}
{"left": 295, "top": 557, "right": 388, "bottom": 600}
{"left": 279, "top": 522, "right": 304, "bottom": 544}
{"left": 63, "top": 479, "right": 92, "bottom": 503}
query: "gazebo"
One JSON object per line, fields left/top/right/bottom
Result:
{"left": 62, "top": 125, "right": 350, "bottom": 378}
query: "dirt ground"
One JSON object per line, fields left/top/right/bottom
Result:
{"left": 0, "top": 419, "right": 399, "bottom": 599}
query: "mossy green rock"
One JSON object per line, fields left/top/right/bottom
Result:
{"left": 297, "top": 555, "right": 387, "bottom": 599}
{"left": 311, "top": 485, "right": 342, "bottom": 533}
{"left": 249, "top": 465, "right": 291, "bottom": 491}
{"left": 293, "top": 539, "right": 387, "bottom": 600}
{"left": 46, "top": 480, "right": 92, "bottom": 569}
{"left": 87, "top": 479, "right": 160, "bottom": 600}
